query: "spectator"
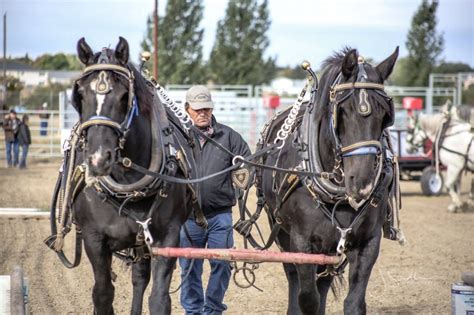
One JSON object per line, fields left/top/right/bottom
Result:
{"left": 17, "top": 114, "right": 31, "bottom": 169}
{"left": 3, "top": 109, "right": 20, "bottom": 167}
{"left": 38, "top": 102, "right": 50, "bottom": 136}
{"left": 0, "top": 104, "right": 9, "bottom": 127}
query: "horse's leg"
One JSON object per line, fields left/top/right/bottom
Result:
{"left": 83, "top": 236, "right": 115, "bottom": 315}
{"left": 283, "top": 263, "right": 301, "bottom": 315}
{"left": 291, "top": 233, "right": 319, "bottom": 315}
{"left": 130, "top": 258, "right": 151, "bottom": 315}
{"left": 446, "top": 166, "right": 463, "bottom": 212}
{"left": 295, "top": 263, "right": 318, "bottom": 314}
{"left": 468, "top": 177, "right": 474, "bottom": 208}
{"left": 343, "top": 235, "right": 381, "bottom": 315}
{"left": 278, "top": 230, "right": 301, "bottom": 315}
{"left": 148, "top": 225, "right": 180, "bottom": 315}
{"left": 316, "top": 269, "right": 334, "bottom": 315}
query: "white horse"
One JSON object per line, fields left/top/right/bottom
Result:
{"left": 407, "top": 110, "right": 473, "bottom": 212}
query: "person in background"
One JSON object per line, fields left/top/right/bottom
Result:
{"left": 38, "top": 102, "right": 50, "bottom": 136}
{"left": 2, "top": 109, "right": 20, "bottom": 167}
{"left": 17, "top": 114, "right": 31, "bottom": 169}
{"left": 179, "top": 85, "right": 251, "bottom": 315}
{"left": 0, "top": 104, "right": 9, "bottom": 127}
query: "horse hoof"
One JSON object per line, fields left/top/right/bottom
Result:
{"left": 447, "top": 204, "right": 459, "bottom": 213}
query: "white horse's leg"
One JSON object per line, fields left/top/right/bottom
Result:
{"left": 468, "top": 177, "right": 474, "bottom": 209}
{"left": 445, "top": 165, "right": 463, "bottom": 213}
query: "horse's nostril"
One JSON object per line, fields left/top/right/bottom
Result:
{"left": 105, "top": 150, "right": 113, "bottom": 164}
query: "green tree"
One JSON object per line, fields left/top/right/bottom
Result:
{"left": 22, "top": 83, "right": 68, "bottom": 110}
{"left": 4, "top": 76, "right": 24, "bottom": 107}
{"left": 33, "top": 53, "right": 82, "bottom": 70}
{"left": 404, "top": 0, "right": 444, "bottom": 86}
{"left": 390, "top": 57, "right": 410, "bottom": 86}
{"left": 433, "top": 62, "right": 473, "bottom": 74}
{"left": 276, "top": 65, "right": 307, "bottom": 80}
{"left": 208, "top": 0, "right": 276, "bottom": 85}
{"left": 141, "top": 0, "right": 205, "bottom": 84}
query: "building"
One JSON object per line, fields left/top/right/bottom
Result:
{"left": 1, "top": 59, "right": 80, "bottom": 87}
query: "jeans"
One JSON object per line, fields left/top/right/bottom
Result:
{"left": 19, "top": 144, "right": 29, "bottom": 168}
{"left": 5, "top": 139, "right": 19, "bottom": 167}
{"left": 179, "top": 212, "right": 234, "bottom": 315}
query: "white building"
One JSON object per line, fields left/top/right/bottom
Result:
{"left": 3, "top": 59, "right": 80, "bottom": 87}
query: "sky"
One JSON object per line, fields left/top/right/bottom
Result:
{"left": 1, "top": 0, "right": 473, "bottom": 69}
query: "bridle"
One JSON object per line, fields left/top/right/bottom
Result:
{"left": 327, "top": 57, "right": 394, "bottom": 208}
{"left": 73, "top": 50, "right": 139, "bottom": 151}
{"left": 329, "top": 57, "right": 393, "bottom": 160}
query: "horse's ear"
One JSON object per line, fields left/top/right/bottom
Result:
{"left": 376, "top": 46, "right": 399, "bottom": 81}
{"left": 115, "top": 37, "right": 129, "bottom": 66}
{"left": 341, "top": 49, "right": 358, "bottom": 78}
{"left": 77, "top": 38, "right": 94, "bottom": 65}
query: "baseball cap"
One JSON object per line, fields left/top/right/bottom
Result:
{"left": 186, "top": 85, "right": 214, "bottom": 110}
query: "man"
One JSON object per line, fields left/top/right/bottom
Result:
{"left": 180, "top": 85, "right": 250, "bottom": 315}
{"left": 3, "top": 109, "right": 20, "bottom": 167}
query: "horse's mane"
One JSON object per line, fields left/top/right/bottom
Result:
{"left": 419, "top": 113, "right": 445, "bottom": 138}
{"left": 129, "top": 64, "right": 154, "bottom": 117}
{"left": 314, "top": 47, "right": 357, "bottom": 121}
{"left": 321, "top": 46, "right": 355, "bottom": 70}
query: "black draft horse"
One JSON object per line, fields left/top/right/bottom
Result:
{"left": 69, "top": 37, "right": 195, "bottom": 314}
{"left": 258, "top": 47, "right": 398, "bottom": 314}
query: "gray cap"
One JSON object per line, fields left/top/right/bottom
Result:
{"left": 186, "top": 85, "right": 214, "bottom": 110}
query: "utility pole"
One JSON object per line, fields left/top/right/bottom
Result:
{"left": 2, "top": 13, "right": 6, "bottom": 79}
{"left": 153, "top": 0, "right": 158, "bottom": 79}
{"left": 2, "top": 12, "right": 6, "bottom": 106}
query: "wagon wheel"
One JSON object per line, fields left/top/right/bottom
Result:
{"left": 420, "top": 166, "right": 443, "bottom": 196}
{"left": 45, "top": 172, "right": 83, "bottom": 268}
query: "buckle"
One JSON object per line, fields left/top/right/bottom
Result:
{"left": 370, "top": 198, "right": 379, "bottom": 208}
{"left": 321, "top": 172, "right": 331, "bottom": 180}
{"left": 122, "top": 157, "right": 132, "bottom": 168}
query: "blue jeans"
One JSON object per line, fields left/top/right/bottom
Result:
{"left": 5, "top": 139, "right": 19, "bottom": 167}
{"left": 179, "top": 212, "right": 234, "bottom": 315}
{"left": 19, "top": 144, "right": 29, "bottom": 168}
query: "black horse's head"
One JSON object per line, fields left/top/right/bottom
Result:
{"left": 322, "top": 47, "right": 398, "bottom": 200}
{"left": 73, "top": 37, "right": 137, "bottom": 177}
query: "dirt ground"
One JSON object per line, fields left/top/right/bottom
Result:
{"left": 0, "top": 159, "right": 473, "bottom": 314}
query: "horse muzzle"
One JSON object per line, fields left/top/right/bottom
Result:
{"left": 85, "top": 147, "right": 115, "bottom": 177}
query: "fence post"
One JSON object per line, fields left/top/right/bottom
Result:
{"left": 49, "top": 112, "right": 54, "bottom": 156}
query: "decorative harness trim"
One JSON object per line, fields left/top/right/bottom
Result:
{"left": 75, "top": 63, "right": 137, "bottom": 139}
{"left": 331, "top": 82, "right": 385, "bottom": 98}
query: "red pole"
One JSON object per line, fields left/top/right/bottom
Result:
{"left": 152, "top": 247, "right": 341, "bottom": 265}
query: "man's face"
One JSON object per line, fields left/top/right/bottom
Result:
{"left": 9, "top": 112, "right": 16, "bottom": 120}
{"left": 186, "top": 106, "right": 213, "bottom": 128}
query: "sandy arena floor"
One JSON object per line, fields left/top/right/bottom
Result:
{"left": 0, "top": 159, "right": 473, "bottom": 314}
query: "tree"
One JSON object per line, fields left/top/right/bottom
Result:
{"left": 433, "top": 62, "right": 473, "bottom": 74}
{"left": 141, "top": 0, "right": 205, "bottom": 84}
{"left": 404, "top": 0, "right": 444, "bottom": 86}
{"left": 208, "top": 0, "right": 276, "bottom": 85}
{"left": 33, "top": 53, "right": 82, "bottom": 70}
{"left": 4, "top": 76, "right": 24, "bottom": 107}
{"left": 276, "top": 65, "right": 307, "bottom": 80}
{"left": 22, "top": 83, "right": 68, "bottom": 110}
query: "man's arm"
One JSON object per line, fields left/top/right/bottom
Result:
{"left": 3, "top": 119, "right": 12, "bottom": 131}
{"left": 230, "top": 131, "right": 251, "bottom": 158}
